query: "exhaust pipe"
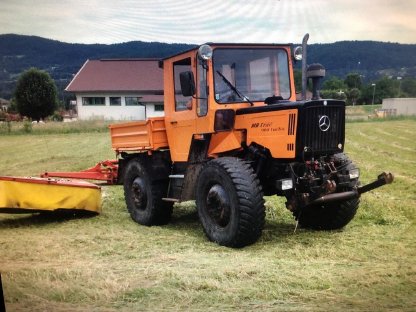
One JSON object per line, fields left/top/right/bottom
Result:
{"left": 301, "top": 33, "right": 309, "bottom": 101}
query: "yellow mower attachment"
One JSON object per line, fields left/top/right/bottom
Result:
{"left": 0, "top": 176, "right": 101, "bottom": 214}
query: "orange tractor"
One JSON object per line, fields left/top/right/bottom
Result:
{"left": 108, "top": 34, "right": 393, "bottom": 247}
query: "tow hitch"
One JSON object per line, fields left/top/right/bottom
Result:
{"left": 357, "top": 172, "right": 394, "bottom": 195}
{"left": 308, "top": 172, "right": 394, "bottom": 206}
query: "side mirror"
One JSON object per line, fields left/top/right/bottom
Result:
{"left": 179, "top": 71, "right": 196, "bottom": 97}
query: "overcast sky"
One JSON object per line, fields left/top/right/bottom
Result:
{"left": 0, "top": 0, "right": 415, "bottom": 45}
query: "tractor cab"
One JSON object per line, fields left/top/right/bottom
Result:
{"left": 161, "top": 43, "right": 299, "bottom": 162}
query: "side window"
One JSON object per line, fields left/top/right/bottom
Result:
{"left": 125, "top": 97, "right": 140, "bottom": 106}
{"left": 197, "top": 58, "right": 208, "bottom": 116}
{"left": 277, "top": 50, "right": 291, "bottom": 99}
{"left": 82, "top": 97, "right": 105, "bottom": 105}
{"left": 109, "top": 97, "right": 121, "bottom": 106}
{"left": 154, "top": 104, "right": 164, "bottom": 111}
{"left": 173, "top": 58, "right": 192, "bottom": 111}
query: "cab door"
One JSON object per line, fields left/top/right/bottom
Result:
{"left": 164, "top": 56, "right": 197, "bottom": 162}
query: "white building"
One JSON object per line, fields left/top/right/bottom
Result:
{"left": 0, "top": 98, "right": 10, "bottom": 112}
{"left": 382, "top": 98, "right": 416, "bottom": 116}
{"left": 65, "top": 59, "right": 164, "bottom": 120}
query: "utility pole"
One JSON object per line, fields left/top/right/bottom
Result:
{"left": 397, "top": 77, "right": 402, "bottom": 97}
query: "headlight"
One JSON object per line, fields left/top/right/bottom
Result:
{"left": 349, "top": 168, "right": 360, "bottom": 180}
{"left": 276, "top": 179, "right": 293, "bottom": 191}
{"left": 198, "top": 44, "right": 213, "bottom": 60}
{"left": 293, "top": 46, "right": 303, "bottom": 61}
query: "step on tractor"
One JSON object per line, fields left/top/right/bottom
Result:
{"left": 109, "top": 34, "right": 393, "bottom": 247}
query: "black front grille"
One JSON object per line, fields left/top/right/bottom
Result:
{"left": 297, "top": 101, "right": 345, "bottom": 156}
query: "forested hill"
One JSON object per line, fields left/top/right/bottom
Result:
{"left": 307, "top": 41, "right": 416, "bottom": 78}
{"left": 1, "top": 34, "right": 415, "bottom": 99}
{"left": 0, "top": 34, "right": 194, "bottom": 99}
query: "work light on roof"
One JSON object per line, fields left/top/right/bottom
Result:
{"left": 198, "top": 44, "right": 213, "bottom": 60}
{"left": 293, "top": 46, "right": 303, "bottom": 61}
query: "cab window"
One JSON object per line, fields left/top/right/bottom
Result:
{"left": 197, "top": 57, "right": 208, "bottom": 116}
{"left": 173, "top": 58, "right": 192, "bottom": 111}
{"left": 213, "top": 48, "right": 291, "bottom": 103}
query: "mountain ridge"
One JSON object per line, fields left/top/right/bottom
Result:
{"left": 1, "top": 34, "right": 415, "bottom": 100}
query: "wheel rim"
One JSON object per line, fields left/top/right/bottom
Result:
{"left": 206, "top": 184, "right": 231, "bottom": 227}
{"left": 131, "top": 177, "right": 147, "bottom": 210}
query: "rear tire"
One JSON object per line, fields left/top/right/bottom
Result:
{"left": 294, "top": 153, "right": 360, "bottom": 230}
{"left": 123, "top": 159, "right": 173, "bottom": 226}
{"left": 196, "top": 157, "right": 265, "bottom": 247}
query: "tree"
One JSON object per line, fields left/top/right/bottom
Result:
{"left": 293, "top": 69, "right": 302, "bottom": 93}
{"left": 400, "top": 78, "right": 416, "bottom": 97}
{"left": 14, "top": 68, "right": 58, "bottom": 121}
{"left": 345, "top": 88, "right": 361, "bottom": 105}
{"left": 374, "top": 76, "right": 396, "bottom": 103}
{"left": 321, "top": 89, "right": 347, "bottom": 101}
{"left": 321, "top": 76, "right": 347, "bottom": 101}
{"left": 359, "top": 76, "right": 396, "bottom": 104}
{"left": 8, "top": 98, "right": 18, "bottom": 113}
{"left": 344, "top": 73, "right": 362, "bottom": 89}
{"left": 322, "top": 77, "right": 346, "bottom": 91}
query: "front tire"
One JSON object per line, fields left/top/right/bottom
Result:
{"left": 123, "top": 159, "right": 173, "bottom": 226}
{"left": 196, "top": 157, "right": 265, "bottom": 247}
{"left": 294, "top": 153, "right": 360, "bottom": 230}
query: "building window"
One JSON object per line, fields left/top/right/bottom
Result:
{"left": 82, "top": 97, "right": 105, "bottom": 106}
{"left": 110, "top": 97, "right": 121, "bottom": 106}
{"left": 125, "top": 97, "right": 141, "bottom": 106}
{"left": 154, "top": 104, "right": 164, "bottom": 111}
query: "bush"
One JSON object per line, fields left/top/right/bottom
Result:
{"left": 22, "top": 120, "right": 32, "bottom": 133}
{"left": 51, "top": 111, "right": 64, "bottom": 122}
{"left": 0, "top": 121, "right": 12, "bottom": 134}
{"left": 321, "top": 89, "right": 347, "bottom": 101}
{"left": 0, "top": 110, "right": 6, "bottom": 121}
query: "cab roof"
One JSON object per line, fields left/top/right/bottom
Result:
{"left": 161, "top": 42, "right": 294, "bottom": 62}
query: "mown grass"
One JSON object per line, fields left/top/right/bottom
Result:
{"left": 0, "top": 119, "right": 415, "bottom": 311}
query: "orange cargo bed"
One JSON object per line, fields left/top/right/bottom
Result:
{"left": 109, "top": 117, "right": 169, "bottom": 153}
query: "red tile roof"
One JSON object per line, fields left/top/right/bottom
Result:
{"left": 65, "top": 59, "right": 163, "bottom": 92}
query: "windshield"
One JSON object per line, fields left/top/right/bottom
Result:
{"left": 213, "top": 48, "right": 291, "bottom": 103}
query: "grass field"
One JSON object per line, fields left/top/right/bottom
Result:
{"left": 0, "top": 118, "right": 415, "bottom": 311}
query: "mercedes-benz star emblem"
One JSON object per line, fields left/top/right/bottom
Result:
{"left": 318, "top": 115, "right": 330, "bottom": 132}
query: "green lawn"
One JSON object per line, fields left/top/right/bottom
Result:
{"left": 0, "top": 119, "right": 415, "bottom": 311}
